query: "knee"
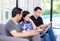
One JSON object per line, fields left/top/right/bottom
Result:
{"left": 44, "top": 33, "right": 50, "bottom": 38}
{"left": 45, "top": 33, "right": 49, "bottom": 36}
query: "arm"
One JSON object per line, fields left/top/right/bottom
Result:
{"left": 38, "top": 23, "right": 51, "bottom": 30}
{"left": 29, "top": 18, "right": 37, "bottom": 29}
{"left": 38, "top": 24, "right": 47, "bottom": 30}
{"left": 29, "top": 18, "right": 44, "bottom": 32}
{"left": 10, "top": 30, "right": 38, "bottom": 38}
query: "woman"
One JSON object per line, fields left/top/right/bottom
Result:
{"left": 19, "top": 11, "right": 43, "bottom": 41}
{"left": 20, "top": 11, "right": 37, "bottom": 32}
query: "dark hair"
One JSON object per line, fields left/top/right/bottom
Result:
{"left": 12, "top": 7, "right": 22, "bottom": 17}
{"left": 34, "top": 6, "right": 42, "bottom": 11}
{"left": 22, "top": 11, "right": 30, "bottom": 18}
{"left": 19, "top": 11, "right": 30, "bottom": 22}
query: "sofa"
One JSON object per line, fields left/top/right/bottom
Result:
{"left": 0, "top": 24, "right": 29, "bottom": 41}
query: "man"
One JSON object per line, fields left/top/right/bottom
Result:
{"left": 30, "top": 7, "right": 56, "bottom": 41}
{"left": 6, "top": 7, "right": 41, "bottom": 41}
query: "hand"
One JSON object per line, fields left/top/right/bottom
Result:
{"left": 37, "top": 28, "right": 44, "bottom": 33}
{"left": 22, "top": 30, "right": 26, "bottom": 32}
{"left": 47, "top": 23, "right": 51, "bottom": 26}
{"left": 28, "top": 18, "right": 33, "bottom": 22}
{"left": 45, "top": 23, "right": 51, "bottom": 28}
{"left": 30, "top": 30, "right": 39, "bottom": 36}
{"left": 40, "top": 24, "right": 47, "bottom": 29}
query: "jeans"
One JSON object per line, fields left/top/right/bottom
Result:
{"left": 41, "top": 33, "right": 50, "bottom": 41}
{"left": 27, "top": 33, "right": 41, "bottom": 41}
{"left": 46, "top": 27, "right": 56, "bottom": 41}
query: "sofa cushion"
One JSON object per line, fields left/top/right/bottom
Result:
{"left": 0, "top": 35, "right": 29, "bottom": 41}
{"left": 0, "top": 24, "right": 7, "bottom": 35}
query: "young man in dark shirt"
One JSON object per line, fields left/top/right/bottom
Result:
{"left": 30, "top": 7, "right": 56, "bottom": 41}
{"left": 30, "top": 7, "right": 49, "bottom": 32}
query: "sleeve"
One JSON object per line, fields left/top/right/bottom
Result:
{"left": 40, "top": 17, "right": 44, "bottom": 24}
{"left": 29, "top": 23, "right": 33, "bottom": 30}
{"left": 19, "top": 21, "right": 24, "bottom": 28}
{"left": 19, "top": 22, "right": 23, "bottom": 25}
{"left": 41, "top": 18, "right": 44, "bottom": 24}
{"left": 6, "top": 23, "right": 16, "bottom": 32}
{"left": 30, "top": 16, "right": 33, "bottom": 20}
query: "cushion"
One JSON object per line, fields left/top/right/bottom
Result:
{"left": 0, "top": 24, "right": 7, "bottom": 35}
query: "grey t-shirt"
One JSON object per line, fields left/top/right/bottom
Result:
{"left": 6, "top": 20, "right": 23, "bottom": 37}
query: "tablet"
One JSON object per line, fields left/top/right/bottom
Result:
{"left": 40, "top": 25, "right": 51, "bottom": 36}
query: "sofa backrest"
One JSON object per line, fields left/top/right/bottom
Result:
{"left": 0, "top": 24, "right": 7, "bottom": 35}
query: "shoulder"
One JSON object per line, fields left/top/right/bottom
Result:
{"left": 19, "top": 21, "right": 24, "bottom": 25}
{"left": 30, "top": 15, "right": 35, "bottom": 20}
{"left": 30, "top": 15, "right": 34, "bottom": 18}
{"left": 6, "top": 20, "right": 12, "bottom": 26}
{"left": 6, "top": 20, "right": 13, "bottom": 29}
{"left": 27, "top": 22, "right": 32, "bottom": 25}
{"left": 38, "top": 16, "right": 42, "bottom": 19}
{"left": 27, "top": 21, "right": 31, "bottom": 24}
{"left": 6, "top": 20, "right": 15, "bottom": 28}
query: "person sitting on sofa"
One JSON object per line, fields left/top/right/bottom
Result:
{"left": 30, "top": 6, "right": 56, "bottom": 41}
{"left": 19, "top": 11, "right": 44, "bottom": 41}
{"left": 6, "top": 7, "right": 41, "bottom": 41}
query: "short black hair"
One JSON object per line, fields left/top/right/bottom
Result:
{"left": 34, "top": 6, "right": 42, "bottom": 11}
{"left": 12, "top": 7, "right": 22, "bottom": 17}
{"left": 22, "top": 11, "right": 30, "bottom": 17}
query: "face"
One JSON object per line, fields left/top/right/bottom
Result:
{"left": 17, "top": 13, "right": 22, "bottom": 21}
{"left": 35, "top": 9, "right": 42, "bottom": 17}
{"left": 23, "top": 14, "right": 30, "bottom": 21}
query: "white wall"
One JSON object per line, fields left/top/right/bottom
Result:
{"left": 18, "top": 0, "right": 42, "bottom": 15}
{"left": 0, "top": 0, "right": 42, "bottom": 23}
{"left": 0, "top": 0, "right": 1, "bottom": 23}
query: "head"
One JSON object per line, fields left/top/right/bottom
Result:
{"left": 34, "top": 6, "right": 42, "bottom": 17}
{"left": 12, "top": 7, "right": 22, "bottom": 21}
{"left": 22, "top": 11, "right": 30, "bottom": 22}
